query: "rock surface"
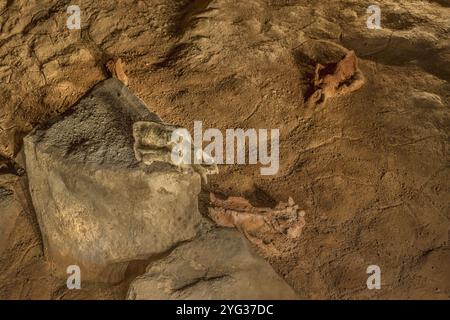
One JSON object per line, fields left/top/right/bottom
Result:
{"left": 127, "top": 228, "right": 299, "bottom": 300}
{"left": 0, "top": 176, "right": 21, "bottom": 253}
{"left": 23, "top": 78, "right": 203, "bottom": 283}
{"left": 0, "top": 0, "right": 449, "bottom": 299}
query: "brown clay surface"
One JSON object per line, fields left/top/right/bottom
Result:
{"left": 0, "top": 0, "right": 449, "bottom": 299}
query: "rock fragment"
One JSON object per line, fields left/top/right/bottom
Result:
{"left": 0, "top": 175, "right": 24, "bottom": 253}
{"left": 106, "top": 57, "right": 129, "bottom": 86}
{"left": 127, "top": 228, "right": 299, "bottom": 300}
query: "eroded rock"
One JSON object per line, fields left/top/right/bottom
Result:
{"left": 127, "top": 228, "right": 299, "bottom": 300}
{"left": 0, "top": 170, "right": 31, "bottom": 254}
{"left": 106, "top": 57, "right": 129, "bottom": 86}
{"left": 132, "top": 121, "right": 219, "bottom": 183}
{"left": 23, "top": 78, "right": 203, "bottom": 283}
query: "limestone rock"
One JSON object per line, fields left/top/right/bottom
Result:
{"left": 127, "top": 228, "right": 299, "bottom": 300}
{"left": 23, "top": 78, "right": 202, "bottom": 283}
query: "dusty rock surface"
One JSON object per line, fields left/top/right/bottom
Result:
{"left": 208, "top": 193, "right": 306, "bottom": 257}
{"left": 0, "top": 0, "right": 449, "bottom": 299}
{"left": 23, "top": 78, "right": 203, "bottom": 283}
{"left": 127, "top": 228, "right": 299, "bottom": 300}
{"left": 0, "top": 174, "right": 25, "bottom": 253}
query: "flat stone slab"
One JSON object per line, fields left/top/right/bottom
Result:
{"left": 127, "top": 228, "right": 299, "bottom": 300}
{"left": 23, "top": 79, "right": 202, "bottom": 283}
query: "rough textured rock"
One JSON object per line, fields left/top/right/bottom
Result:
{"left": 306, "top": 51, "right": 365, "bottom": 107}
{"left": 106, "top": 58, "right": 129, "bottom": 86}
{"left": 127, "top": 228, "right": 299, "bottom": 300}
{"left": 132, "top": 120, "right": 219, "bottom": 183}
{"left": 1, "top": 0, "right": 448, "bottom": 299}
{"left": 208, "top": 193, "right": 306, "bottom": 257}
{"left": 23, "top": 78, "right": 203, "bottom": 283}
